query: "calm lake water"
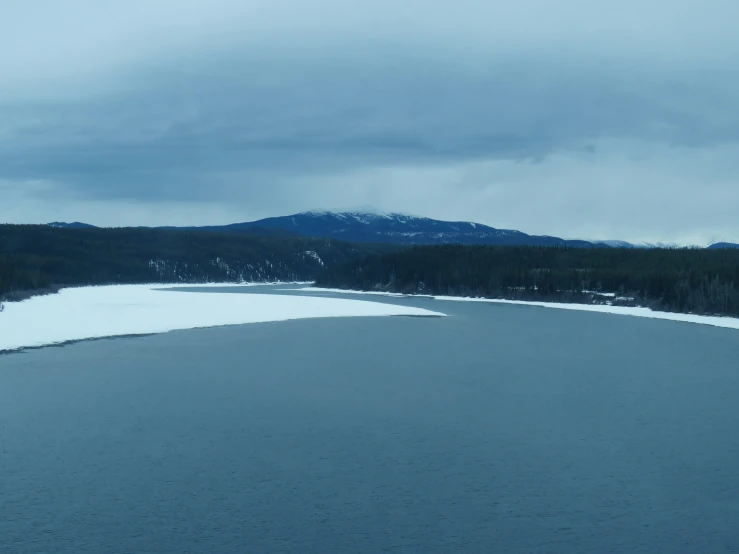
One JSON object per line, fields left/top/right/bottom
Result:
{"left": 2, "top": 286, "right": 739, "bottom": 553}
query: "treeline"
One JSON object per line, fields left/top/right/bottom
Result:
{"left": 315, "top": 245, "right": 739, "bottom": 317}
{"left": 0, "top": 225, "right": 395, "bottom": 300}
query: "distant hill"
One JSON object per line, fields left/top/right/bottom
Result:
{"left": 48, "top": 222, "right": 98, "bottom": 229}
{"left": 593, "top": 240, "right": 704, "bottom": 249}
{"left": 594, "top": 240, "right": 637, "bottom": 248}
{"left": 708, "top": 242, "right": 739, "bottom": 249}
{"left": 179, "top": 210, "right": 601, "bottom": 248}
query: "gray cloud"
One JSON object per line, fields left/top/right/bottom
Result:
{"left": 2, "top": 0, "right": 739, "bottom": 244}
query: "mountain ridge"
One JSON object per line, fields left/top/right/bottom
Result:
{"left": 178, "top": 210, "right": 602, "bottom": 247}
{"left": 45, "top": 211, "right": 737, "bottom": 249}
{"left": 708, "top": 242, "right": 739, "bottom": 249}
{"left": 48, "top": 221, "right": 97, "bottom": 229}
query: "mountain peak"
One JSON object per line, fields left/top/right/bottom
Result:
{"left": 297, "top": 209, "right": 423, "bottom": 226}
{"left": 219, "top": 210, "right": 593, "bottom": 247}
{"left": 708, "top": 242, "right": 739, "bottom": 249}
{"left": 300, "top": 209, "right": 413, "bottom": 219}
{"left": 47, "top": 222, "right": 97, "bottom": 229}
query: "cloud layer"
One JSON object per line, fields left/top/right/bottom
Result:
{"left": 2, "top": 0, "right": 739, "bottom": 244}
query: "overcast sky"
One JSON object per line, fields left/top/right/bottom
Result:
{"left": 2, "top": 0, "right": 738, "bottom": 244}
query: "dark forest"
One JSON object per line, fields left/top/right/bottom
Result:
{"left": 315, "top": 244, "right": 739, "bottom": 317}
{"left": 0, "top": 225, "right": 394, "bottom": 300}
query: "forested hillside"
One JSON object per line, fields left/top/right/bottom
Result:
{"left": 315, "top": 245, "right": 739, "bottom": 317}
{"left": 0, "top": 225, "right": 395, "bottom": 300}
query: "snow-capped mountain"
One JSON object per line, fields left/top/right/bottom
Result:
{"left": 593, "top": 240, "right": 637, "bottom": 248}
{"left": 47, "top": 221, "right": 97, "bottom": 229}
{"left": 594, "top": 239, "right": 708, "bottom": 249}
{"left": 192, "top": 210, "right": 598, "bottom": 247}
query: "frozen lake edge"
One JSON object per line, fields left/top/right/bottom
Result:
{"left": 0, "top": 283, "right": 445, "bottom": 354}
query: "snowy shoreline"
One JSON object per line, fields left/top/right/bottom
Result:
{"left": 0, "top": 283, "right": 444, "bottom": 353}
{"left": 291, "top": 287, "right": 739, "bottom": 331}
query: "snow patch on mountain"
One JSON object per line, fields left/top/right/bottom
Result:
{"left": 273, "top": 210, "right": 566, "bottom": 246}
{"left": 47, "top": 222, "right": 97, "bottom": 229}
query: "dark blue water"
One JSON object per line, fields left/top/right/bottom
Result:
{"left": 2, "top": 287, "right": 739, "bottom": 553}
